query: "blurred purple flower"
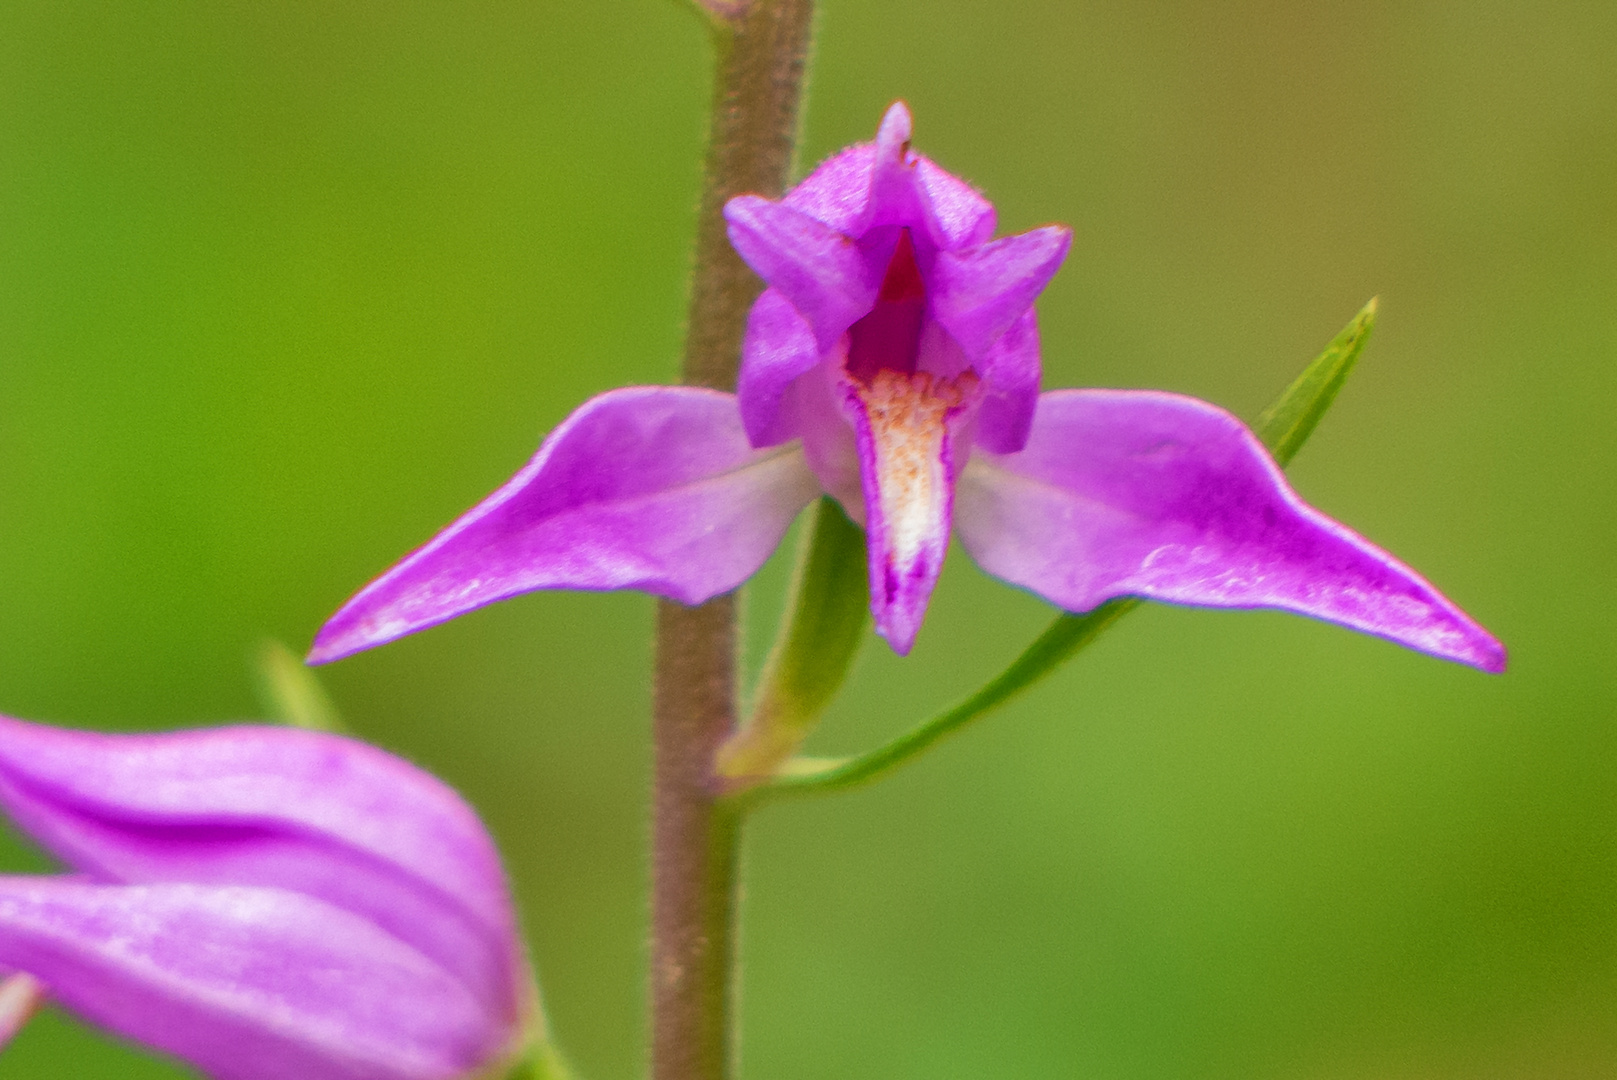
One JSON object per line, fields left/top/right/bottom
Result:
{"left": 0, "top": 717, "right": 534, "bottom": 1079}
{"left": 310, "top": 103, "right": 1502, "bottom": 672}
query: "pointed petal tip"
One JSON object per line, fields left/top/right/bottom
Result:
{"left": 721, "top": 192, "right": 770, "bottom": 225}
{"left": 1461, "top": 631, "right": 1508, "bottom": 674}
{"left": 878, "top": 102, "right": 913, "bottom": 147}
{"left": 305, "top": 602, "right": 423, "bottom": 666}
{"left": 873, "top": 612, "right": 919, "bottom": 656}
{"left": 0, "top": 971, "right": 46, "bottom": 1047}
{"left": 303, "top": 634, "right": 350, "bottom": 667}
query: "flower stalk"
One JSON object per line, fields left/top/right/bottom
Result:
{"left": 651, "top": 3, "right": 814, "bottom": 1080}
{"left": 716, "top": 498, "right": 868, "bottom": 785}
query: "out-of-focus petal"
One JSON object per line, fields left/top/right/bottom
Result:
{"left": 0, "top": 970, "right": 45, "bottom": 1048}
{"left": 724, "top": 196, "right": 880, "bottom": 351}
{"left": 737, "top": 288, "right": 823, "bottom": 447}
{"left": 956, "top": 390, "right": 1506, "bottom": 672}
{"left": 972, "top": 308, "right": 1042, "bottom": 454}
{"left": 310, "top": 387, "right": 819, "bottom": 663}
{"left": 0, "top": 719, "right": 525, "bottom": 1020}
{"left": 929, "top": 226, "right": 1071, "bottom": 360}
{"left": 841, "top": 371, "right": 975, "bottom": 654}
{"left": 0, "top": 878, "right": 503, "bottom": 1080}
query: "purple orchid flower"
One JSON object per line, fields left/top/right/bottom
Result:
{"left": 309, "top": 102, "right": 1503, "bottom": 673}
{"left": 0, "top": 716, "right": 535, "bottom": 1079}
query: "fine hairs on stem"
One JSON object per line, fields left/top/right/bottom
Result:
{"left": 649, "top": 3, "right": 816, "bottom": 1080}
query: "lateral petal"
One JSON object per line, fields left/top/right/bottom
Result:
{"left": 0, "top": 879, "right": 502, "bottom": 1080}
{"left": 931, "top": 227, "right": 1067, "bottom": 362}
{"left": 0, "top": 718, "right": 525, "bottom": 1021}
{"left": 724, "top": 196, "right": 881, "bottom": 352}
{"left": 913, "top": 155, "right": 996, "bottom": 250}
{"left": 783, "top": 143, "right": 877, "bottom": 235}
{"left": 956, "top": 390, "right": 1506, "bottom": 672}
{"left": 737, "top": 287, "right": 823, "bottom": 447}
{"left": 972, "top": 308, "right": 1042, "bottom": 454}
{"left": 929, "top": 226, "right": 1071, "bottom": 361}
{"left": 310, "top": 388, "right": 819, "bottom": 663}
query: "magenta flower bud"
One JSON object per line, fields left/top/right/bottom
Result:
{"left": 310, "top": 102, "right": 1502, "bottom": 673}
{"left": 0, "top": 716, "right": 534, "bottom": 1079}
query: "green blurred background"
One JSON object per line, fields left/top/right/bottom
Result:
{"left": 1, "top": 1, "right": 1613, "bottom": 1076}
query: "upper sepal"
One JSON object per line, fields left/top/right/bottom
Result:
{"left": 773, "top": 101, "right": 996, "bottom": 251}
{"left": 310, "top": 387, "right": 820, "bottom": 664}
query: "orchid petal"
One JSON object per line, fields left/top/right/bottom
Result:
{"left": 724, "top": 196, "right": 881, "bottom": 351}
{"left": 737, "top": 287, "right": 822, "bottom": 447}
{"left": 0, "top": 878, "right": 502, "bottom": 1080}
{"left": 792, "top": 359, "right": 865, "bottom": 515}
{"left": 783, "top": 144, "right": 877, "bottom": 235}
{"left": 929, "top": 226, "right": 1071, "bottom": 360}
{"left": 914, "top": 155, "right": 996, "bottom": 250}
{"left": 955, "top": 390, "right": 1506, "bottom": 671}
{"left": 310, "top": 387, "right": 820, "bottom": 664}
{"left": 864, "top": 103, "right": 926, "bottom": 236}
{"left": 842, "top": 372, "right": 973, "bottom": 654}
{"left": 0, "top": 719, "right": 526, "bottom": 1019}
{"left": 972, "top": 308, "right": 1042, "bottom": 454}
{"left": 777, "top": 103, "right": 994, "bottom": 253}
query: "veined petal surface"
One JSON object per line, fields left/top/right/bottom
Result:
{"left": 311, "top": 387, "right": 819, "bottom": 663}
{"left": 0, "top": 879, "right": 503, "bottom": 1080}
{"left": 955, "top": 390, "right": 1505, "bottom": 671}
{"left": 0, "top": 719, "right": 525, "bottom": 1018}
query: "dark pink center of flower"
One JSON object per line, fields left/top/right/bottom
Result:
{"left": 846, "top": 228, "right": 926, "bottom": 382}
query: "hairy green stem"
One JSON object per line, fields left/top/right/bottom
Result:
{"left": 650, "top": 3, "right": 815, "bottom": 1080}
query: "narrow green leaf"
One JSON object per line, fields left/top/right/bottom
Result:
{"left": 252, "top": 639, "right": 347, "bottom": 733}
{"left": 1255, "top": 296, "right": 1377, "bottom": 468}
{"left": 718, "top": 498, "right": 869, "bottom": 782}
{"left": 739, "top": 300, "right": 1381, "bottom": 804}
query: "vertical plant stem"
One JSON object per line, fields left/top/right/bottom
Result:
{"left": 652, "top": 599, "right": 743, "bottom": 1080}
{"left": 651, "top": 3, "right": 814, "bottom": 1080}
